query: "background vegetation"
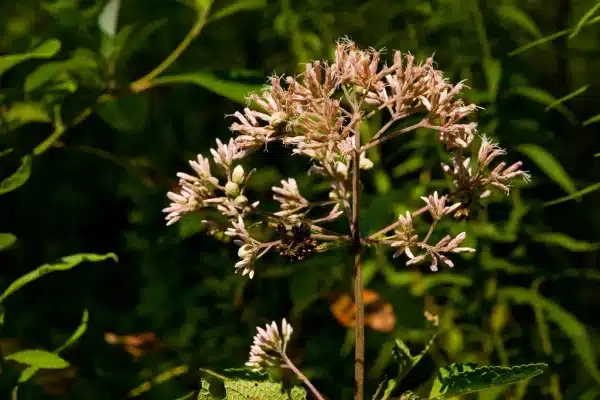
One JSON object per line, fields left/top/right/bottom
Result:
{"left": 1, "top": 0, "right": 599, "bottom": 398}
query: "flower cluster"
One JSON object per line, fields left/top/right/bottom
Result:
{"left": 163, "top": 38, "right": 528, "bottom": 279}
{"left": 246, "top": 319, "right": 293, "bottom": 371}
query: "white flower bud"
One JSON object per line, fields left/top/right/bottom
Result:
{"left": 359, "top": 154, "right": 374, "bottom": 170}
{"left": 238, "top": 244, "right": 253, "bottom": 258}
{"left": 234, "top": 195, "right": 248, "bottom": 206}
{"left": 335, "top": 161, "right": 348, "bottom": 177}
{"left": 232, "top": 165, "right": 245, "bottom": 184}
{"left": 225, "top": 181, "right": 240, "bottom": 197}
{"left": 270, "top": 111, "right": 287, "bottom": 127}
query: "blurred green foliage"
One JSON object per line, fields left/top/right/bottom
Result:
{"left": 0, "top": 0, "right": 599, "bottom": 399}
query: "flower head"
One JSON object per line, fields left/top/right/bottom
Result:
{"left": 246, "top": 319, "right": 294, "bottom": 371}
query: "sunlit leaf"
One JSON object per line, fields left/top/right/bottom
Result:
{"left": 583, "top": 114, "right": 600, "bottom": 126}
{"left": 0, "top": 156, "right": 32, "bottom": 196}
{"left": 496, "top": 5, "right": 542, "bottom": 37}
{"left": 429, "top": 363, "right": 547, "bottom": 399}
{"left": 508, "top": 87, "right": 577, "bottom": 124}
{"left": 197, "top": 377, "right": 307, "bottom": 400}
{"left": 517, "top": 144, "right": 577, "bottom": 194}
{"left": 209, "top": 0, "right": 266, "bottom": 22}
{"left": 545, "top": 85, "right": 589, "bottom": 111}
{"left": 544, "top": 182, "right": 600, "bottom": 206}
{"left": 532, "top": 232, "right": 600, "bottom": 252}
{"left": 0, "top": 233, "right": 17, "bottom": 252}
{"left": 98, "top": 0, "right": 120, "bottom": 37}
{"left": 149, "top": 72, "right": 261, "bottom": 105}
{"left": 2, "top": 103, "right": 51, "bottom": 129}
{"left": 499, "top": 287, "right": 600, "bottom": 382}
{"left": 569, "top": 2, "right": 600, "bottom": 38}
{"left": 55, "top": 310, "right": 89, "bottom": 353}
{"left": 5, "top": 350, "right": 69, "bottom": 369}
{"left": 0, "top": 39, "right": 61, "bottom": 78}
{"left": 0, "top": 253, "right": 117, "bottom": 305}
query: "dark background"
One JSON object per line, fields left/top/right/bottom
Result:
{"left": 1, "top": 0, "right": 599, "bottom": 399}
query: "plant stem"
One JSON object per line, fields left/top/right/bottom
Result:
{"left": 282, "top": 355, "right": 326, "bottom": 400}
{"left": 130, "top": 8, "right": 209, "bottom": 92}
{"left": 352, "top": 129, "right": 365, "bottom": 400}
{"left": 367, "top": 206, "right": 428, "bottom": 240}
{"left": 360, "top": 120, "right": 425, "bottom": 152}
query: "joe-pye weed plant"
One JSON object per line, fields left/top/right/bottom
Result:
{"left": 163, "top": 39, "right": 546, "bottom": 399}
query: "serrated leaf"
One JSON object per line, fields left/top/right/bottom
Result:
{"left": 150, "top": 72, "right": 261, "bottom": 105}
{"left": 209, "top": 0, "right": 266, "bottom": 22}
{"left": 198, "top": 378, "right": 307, "bottom": 400}
{"left": 0, "top": 39, "right": 61, "bottom": 78}
{"left": 583, "top": 114, "right": 600, "bottom": 126}
{"left": 5, "top": 350, "right": 69, "bottom": 369}
{"left": 0, "top": 253, "right": 117, "bottom": 305}
{"left": 544, "top": 182, "right": 600, "bottom": 206}
{"left": 496, "top": 5, "right": 542, "bottom": 37}
{"left": 569, "top": 2, "right": 600, "bottom": 38}
{"left": 98, "top": 0, "right": 120, "bottom": 37}
{"left": 545, "top": 85, "right": 589, "bottom": 111}
{"left": 499, "top": 287, "right": 600, "bottom": 382}
{"left": 517, "top": 144, "right": 576, "bottom": 195}
{"left": 429, "top": 363, "right": 547, "bottom": 399}
{"left": 0, "top": 156, "right": 32, "bottom": 196}
{"left": 0, "top": 233, "right": 17, "bottom": 251}
{"left": 508, "top": 87, "right": 577, "bottom": 124}
{"left": 532, "top": 232, "right": 600, "bottom": 252}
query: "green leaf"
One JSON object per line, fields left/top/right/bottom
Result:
{"left": 18, "top": 366, "right": 38, "bottom": 383}
{"left": 499, "top": 287, "right": 600, "bottom": 382}
{"left": 544, "top": 182, "right": 600, "bottom": 206}
{"left": 569, "top": 2, "right": 600, "bottom": 38}
{"left": 545, "top": 85, "right": 589, "bottom": 111}
{"left": 118, "top": 20, "right": 167, "bottom": 68}
{"left": 197, "top": 377, "right": 307, "bottom": 399}
{"left": 97, "top": 94, "right": 149, "bottom": 133}
{"left": 429, "top": 363, "right": 547, "bottom": 399}
{"left": 0, "top": 233, "right": 17, "bottom": 252}
{"left": 2, "top": 102, "right": 52, "bottom": 129}
{"left": 209, "top": 0, "right": 266, "bottom": 22}
{"left": 508, "top": 87, "right": 577, "bottom": 124}
{"left": 495, "top": 5, "right": 542, "bottom": 37}
{"left": 0, "top": 253, "right": 117, "bottom": 305}
{"left": 391, "top": 154, "right": 424, "bottom": 177}
{"left": 150, "top": 72, "right": 261, "bottom": 105}
{"left": 0, "top": 39, "right": 61, "bottom": 78}
{"left": 532, "top": 232, "right": 600, "bottom": 252}
{"left": 5, "top": 350, "right": 69, "bottom": 369}
{"left": 25, "top": 52, "right": 98, "bottom": 93}
{"left": 583, "top": 114, "right": 600, "bottom": 126}
{"left": 517, "top": 144, "right": 576, "bottom": 195}
{"left": 483, "top": 58, "right": 502, "bottom": 101}
{"left": 0, "top": 156, "right": 32, "bottom": 196}
{"left": 55, "top": 309, "right": 89, "bottom": 353}
{"left": 98, "top": 0, "right": 121, "bottom": 37}
{"left": 508, "top": 30, "right": 569, "bottom": 57}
